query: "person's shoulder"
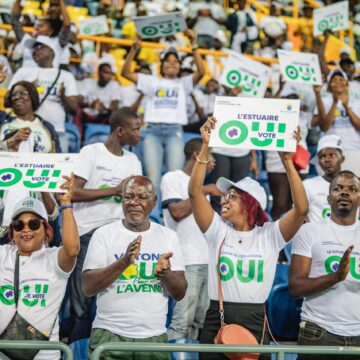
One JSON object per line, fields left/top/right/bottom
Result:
{"left": 60, "top": 69, "right": 76, "bottom": 80}
{"left": 93, "top": 220, "right": 123, "bottom": 237}
{"left": 0, "top": 244, "right": 16, "bottom": 258}
{"left": 299, "top": 220, "right": 327, "bottom": 235}
{"left": 303, "top": 176, "right": 323, "bottom": 186}
{"left": 151, "top": 221, "right": 178, "bottom": 238}
{"left": 79, "top": 142, "right": 101, "bottom": 154}
{"left": 162, "top": 169, "right": 184, "bottom": 182}
{"left": 123, "top": 148, "right": 140, "bottom": 161}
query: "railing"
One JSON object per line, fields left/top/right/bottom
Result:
{"left": 0, "top": 340, "right": 74, "bottom": 359}
{"left": 91, "top": 342, "right": 360, "bottom": 360}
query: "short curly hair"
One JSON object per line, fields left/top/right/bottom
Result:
{"left": 5, "top": 81, "right": 40, "bottom": 111}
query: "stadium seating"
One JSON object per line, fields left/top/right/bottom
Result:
{"left": 65, "top": 122, "right": 81, "bottom": 153}
{"left": 83, "top": 123, "right": 110, "bottom": 145}
{"left": 169, "top": 338, "right": 199, "bottom": 360}
{"left": 70, "top": 338, "right": 90, "bottom": 360}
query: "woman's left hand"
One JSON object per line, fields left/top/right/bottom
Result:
{"left": 278, "top": 126, "right": 301, "bottom": 162}
{"left": 58, "top": 173, "right": 74, "bottom": 205}
{"left": 184, "top": 29, "right": 197, "bottom": 45}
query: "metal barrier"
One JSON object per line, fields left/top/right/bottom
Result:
{"left": 91, "top": 342, "right": 360, "bottom": 360}
{"left": 0, "top": 340, "right": 74, "bottom": 360}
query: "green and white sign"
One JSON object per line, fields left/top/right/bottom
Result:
{"left": 78, "top": 15, "right": 109, "bottom": 36}
{"left": 277, "top": 50, "right": 322, "bottom": 86}
{"left": 313, "top": 1, "right": 349, "bottom": 36}
{"left": 133, "top": 12, "right": 186, "bottom": 39}
{"left": 220, "top": 52, "right": 271, "bottom": 98}
{"left": 209, "top": 96, "right": 300, "bottom": 152}
{"left": 0, "top": 152, "right": 77, "bottom": 193}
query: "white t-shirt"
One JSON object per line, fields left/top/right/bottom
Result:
{"left": 0, "top": 116, "right": 52, "bottom": 153}
{"left": 78, "top": 78, "right": 122, "bottom": 110}
{"left": 292, "top": 220, "right": 360, "bottom": 336}
{"left": 204, "top": 213, "right": 286, "bottom": 303}
{"left": 121, "top": 85, "right": 147, "bottom": 114}
{"left": 137, "top": 74, "right": 193, "bottom": 125}
{"left": 9, "top": 68, "right": 78, "bottom": 133}
{"left": 0, "top": 246, "right": 71, "bottom": 360}
{"left": 73, "top": 143, "right": 142, "bottom": 236}
{"left": 316, "top": 97, "right": 360, "bottom": 151}
{"left": 83, "top": 220, "right": 185, "bottom": 338}
{"left": 303, "top": 176, "right": 331, "bottom": 222}
{"left": 160, "top": 169, "right": 209, "bottom": 266}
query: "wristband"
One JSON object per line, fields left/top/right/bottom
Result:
{"left": 59, "top": 205, "right": 73, "bottom": 211}
{"left": 196, "top": 156, "right": 209, "bottom": 164}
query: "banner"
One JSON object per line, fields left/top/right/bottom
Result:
{"left": 209, "top": 96, "right": 300, "bottom": 152}
{"left": 277, "top": 50, "right": 322, "bottom": 85}
{"left": 220, "top": 53, "right": 271, "bottom": 98}
{"left": 78, "top": 15, "right": 109, "bottom": 36}
{"left": 133, "top": 12, "right": 186, "bottom": 39}
{"left": 0, "top": 152, "right": 77, "bottom": 192}
{"left": 313, "top": 1, "right": 349, "bottom": 36}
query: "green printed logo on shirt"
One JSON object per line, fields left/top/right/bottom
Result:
{"left": 325, "top": 255, "right": 360, "bottom": 280}
{"left": 98, "top": 184, "right": 121, "bottom": 204}
{"left": 0, "top": 283, "right": 49, "bottom": 307}
{"left": 218, "top": 256, "right": 264, "bottom": 283}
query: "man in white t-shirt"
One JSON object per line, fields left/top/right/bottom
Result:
{"left": 290, "top": 171, "right": 360, "bottom": 359}
{"left": 303, "top": 135, "right": 345, "bottom": 222}
{"left": 161, "top": 138, "right": 218, "bottom": 341}
{"left": 82, "top": 175, "right": 187, "bottom": 359}
{"left": 67, "top": 108, "right": 142, "bottom": 343}
{"left": 9, "top": 36, "right": 79, "bottom": 152}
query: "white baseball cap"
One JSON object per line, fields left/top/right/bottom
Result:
{"left": 280, "top": 85, "right": 299, "bottom": 98}
{"left": 11, "top": 197, "right": 48, "bottom": 221}
{"left": 310, "top": 135, "right": 343, "bottom": 165}
{"left": 24, "top": 35, "right": 58, "bottom": 56}
{"left": 216, "top": 177, "right": 267, "bottom": 210}
{"left": 326, "top": 68, "right": 348, "bottom": 84}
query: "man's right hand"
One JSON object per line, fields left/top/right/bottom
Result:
{"left": 336, "top": 245, "right": 353, "bottom": 282}
{"left": 123, "top": 235, "right": 142, "bottom": 267}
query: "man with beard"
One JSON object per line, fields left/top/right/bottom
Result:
{"left": 290, "top": 171, "right": 360, "bottom": 359}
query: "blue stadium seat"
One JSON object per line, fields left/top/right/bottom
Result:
{"left": 169, "top": 339, "right": 199, "bottom": 360}
{"left": 83, "top": 124, "right": 110, "bottom": 145}
{"left": 273, "top": 263, "right": 289, "bottom": 287}
{"left": 65, "top": 122, "right": 81, "bottom": 153}
{"left": 283, "top": 241, "right": 292, "bottom": 263}
{"left": 70, "top": 338, "right": 89, "bottom": 360}
{"left": 183, "top": 132, "right": 202, "bottom": 144}
{"left": 267, "top": 284, "right": 303, "bottom": 341}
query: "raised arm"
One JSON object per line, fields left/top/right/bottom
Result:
{"left": 11, "top": 0, "right": 25, "bottom": 42}
{"left": 340, "top": 87, "right": 360, "bottom": 130}
{"left": 184, "top": 30, "right": 205, "bottom": 85}
{"left": 58, "top": 0, "right": 71, "bottom": 47}
{"left": 121, "top": 37, "right": 141, "bottom": 84}
{"left": 82, "top": 236, "right": 141, "bottom": 297}
{"left": 188, "top": 117, "right": 216, "bottom": 233}
{"left": 72, "top": 175, "right": 122, "bottom": 203}
{"left": 313, "top": 86, "right": 337, "bottom": 132}
{"left": 289, "top": 246, "right": 353, "bottom": 299}
{"left": 278, "top": 129, "right": 309, "bottom": 242}
{"left": 57, "top": 174, "right": 80, "bottom": 273}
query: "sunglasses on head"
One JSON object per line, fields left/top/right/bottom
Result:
{"left": 11, "top": 219, "right": 43, "bottom": 232}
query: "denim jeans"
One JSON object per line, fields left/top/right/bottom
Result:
{"left": 297, "top": 321, "right": 360, "bottom": 360}
{"left": 168, "top": 265, "right": 209, "bottom": 341}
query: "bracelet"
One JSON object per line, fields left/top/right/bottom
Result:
{"left": 59, "top": 205, "right": 73, "bottom": 211}
{"left": 196, "top": 155, "right": 210, "bottom": 164}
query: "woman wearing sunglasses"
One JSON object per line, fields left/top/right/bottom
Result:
{"left": 0, "top": 175, "right": 79, "bottom": 360}
{"left": 188, "top": 117, "right": 309, "bottom": 359}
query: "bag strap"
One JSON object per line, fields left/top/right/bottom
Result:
{"left": 14, "top": 251, "right": 20, "bottom": 309}
{"left": 39, "top": 69, "right": 61, "bottom": 107}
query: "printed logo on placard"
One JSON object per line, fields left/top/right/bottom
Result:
{"left": 141, "top": 21, "right": 181, "bottom": 37}
{"left": 226, "top": 70, "right": 262, "bottom": 96}
{"left": 317, "top": 14, "right": 345, "bottom": 33}
{"left": 285, "top": 65, "right": 318, "bottom": 83}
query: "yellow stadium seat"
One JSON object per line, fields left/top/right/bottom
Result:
{"left": 0, "top": 88, "right": 9, "bottom": 110}
{"left": 23, "top": 1, "right": 40, "bottom": 9}
{"left": 22, "top": 8, "right": 43, "bottom": 17}
{"left": 41, "top": 2, "right": 49, "bottom": 12}
{"left": 121, "top": 21, "right": 136, "bottom": 40}
{"left": 66, "top": 6, "right": 88, "bottom": 16}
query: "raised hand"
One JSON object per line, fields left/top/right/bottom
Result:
{"left": 278, "top": 126, "right": 301, "bottom": 162}
{"left": 200, "top": 116, "right": 217, "bottom": 145}
{"left": 58, "top": 173, "right": 75, "bottom": 205}
{"left": 123, "top": 235, "right": 142, "bottom": 267}
{"left": 154, "top": 252, "right": 172, "bottom": 277}
{"left": 336, "top": 245, "right": 353, "bottom": 282}
{"left": 132, "top": 35, "right": 142, "bottom": 50}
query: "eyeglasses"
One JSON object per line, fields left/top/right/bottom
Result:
{"left": 221, "top": 192, "right": 242, "bottom": 203}
{"left": 11, "top": 91, "right": 29, "bottom": 99}
{"left": 123, "top": 194, "right": 151, "bottom": 202}
{"left": 11, "top": 219, "right": 43, "bottom": 232}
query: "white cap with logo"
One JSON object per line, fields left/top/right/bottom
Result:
{"left": 11, "top": 197, "right": 48, "bottom": 221}
{"left": 317, "top": 135, "right": 343, "bottom": 154}
{"left": 216, "top": 176, "right": 267, "bottom": 210}
{"left": 24, "top": 35, "right": 58, "bottom": 56}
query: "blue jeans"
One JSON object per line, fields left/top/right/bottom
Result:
{"left": 143, "top": 123, "right": 185, "bottom": 218}
{"left": 168, "top": 265, "right": 209, "bottom": 340}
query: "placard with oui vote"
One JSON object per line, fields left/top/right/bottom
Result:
{"left": 133, "top": 12, "right": 186, "bottom": 39}
{"left": 220, "top": 53, "right": 271, "bottom": 98}
{"left": 0, "top": 152, "right": 77, "bottom": 192}
{"left": 209, "top": 96, "right": 300, "bottom": 152}
{"left": 277, "top": 50, "right": 322, "bottom": 85}
{"left": 78, "top": 15, "right": 110, "bottom": 36}
{"left": 313, "top": 1, "right": 349, "bottom": 36}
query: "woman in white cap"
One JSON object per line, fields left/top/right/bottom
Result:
{"left": 0, "top": 175, "right": 79, "bottom": 360}
{"left": 188, "top": 117, "right": 309, "bottom": 359}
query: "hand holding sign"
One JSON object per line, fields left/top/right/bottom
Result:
{"left": 200, "top": 116, "right": 217, "bottom": 145}
{"left": 278, "top": 126, "right": 301, "bottom": 161}
{"left": 58, "top": 173, "right": 75, "bottom": 205}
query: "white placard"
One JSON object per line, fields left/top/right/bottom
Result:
{"left": 133, "top": 12, "right": 186, "bottom": 39}
{"left": 277, "top": 50, "right": 322, "bottom": 85}
{"left": 313, "top": 1, "right": 349, "bottom": 36}
{"left": 209, "top": 96, "right": 300, "bottom": 152}
{"left": 220, "top": 53, "right": 271, "bottom": 98}
{"left": 78, "top": 15, "right": 109, "bottom": 36}
{"left": 0, "top": 152, "right": 77, "bottom": 192}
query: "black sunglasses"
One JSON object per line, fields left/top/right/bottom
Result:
{"left": 11, "top": 219, "right": 43, "bottom": 232}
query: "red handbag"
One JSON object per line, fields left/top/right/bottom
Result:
{"left": 292, "top": 144, "right": 310, "bottom": 170}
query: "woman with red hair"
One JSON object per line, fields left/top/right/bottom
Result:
{"left": 188, "top": 117, "right": 309, "bottom": 359}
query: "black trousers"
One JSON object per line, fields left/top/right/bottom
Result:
{"left": 199, "top": 300, "right": 270, "bottom": 360}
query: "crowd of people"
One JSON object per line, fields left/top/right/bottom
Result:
{"left": 0, "top": 0, "right": 359, "bottom": 359}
